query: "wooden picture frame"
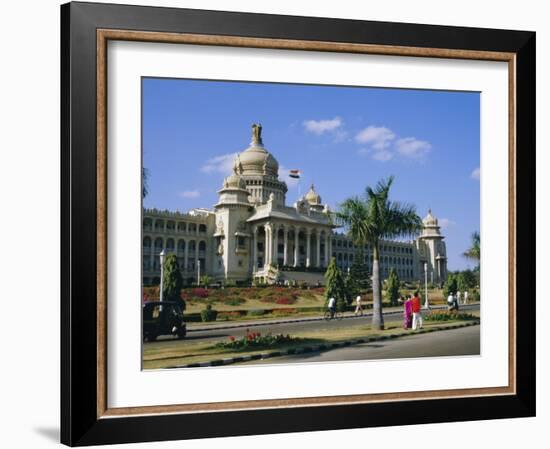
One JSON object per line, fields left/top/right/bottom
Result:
{"left": 61, "top": 1, "right": 535, "bottom": 446}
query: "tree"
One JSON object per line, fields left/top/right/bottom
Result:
{"left": 386, "top": 268, "right": 400, "bottom": 306}
{"left": 344, "top": 270, "right": 359, "bottom": 305}
{"left": 349, "top": 248, "right": 371, "bottom": 291}
{"left": 443, "top": 273, "right": 458, "bottom": 298}
{"left": 324, "top": 257, "right": 346, "bottom": 306}
{"left": 463, "top": 231, "right": 480, "bottom": 264}
{"left": 162, "top": 253, "right": 184, "bottom": 307}
{"left": 200, "top": 274, "right": 212, "bottom": 288}
{"left": 456, "top": 269, "right": 477, "bottom": 291}
{"left": 336, "top": 176, "right": 422, "bottom": 330}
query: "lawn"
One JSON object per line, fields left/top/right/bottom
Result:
{"left": 142, "top": 319, "right": 476, "bottom": 369}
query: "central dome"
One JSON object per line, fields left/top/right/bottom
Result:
{"left": 234, "top": 124, "right": 279, "bottom": 177}
{"left": 305, "top": 184, "right": 322, "bottom": 205}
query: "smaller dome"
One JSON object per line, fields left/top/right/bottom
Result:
{"left": 305, "top": 184, "right": 322, "bottom": 205}
{"left": 223, "top": 173, "right": 246, "bottom": 190}
{"left": 423, "top": 209, "right": 438, "bottom": 226}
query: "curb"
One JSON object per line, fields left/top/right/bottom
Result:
{"left": 168, "top": 320, "right": 480, "bottom": 369}
{"left": 186, "top": 304, "right": 473, "bottom": 333}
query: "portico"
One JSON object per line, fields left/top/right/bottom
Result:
{"left": 251, "top": 222, "right": 332, "bottom": 271}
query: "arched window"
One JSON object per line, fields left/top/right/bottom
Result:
{"left": 177, "top": 239, "right": 186, "bottom": 253}
{"left": 166, "top": 238, "right": 175, "bottom": 251}
{"left": 198, "top": 241, "right": 206, "bottom": 252}
{"left": 143, "top": 236, "right": 151, "bottom": 248}
{"left": 198, "top": 224, "right": 207, "bottom": 234}
{"left": 153, "top": 237, "right": 163, "bottom": 251}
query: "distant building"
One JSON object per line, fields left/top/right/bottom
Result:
{"left": 142, "top": 124, "right": 447, "bottom": 285}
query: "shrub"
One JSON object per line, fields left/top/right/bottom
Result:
{"left": 247, "top": 309, "right": 266, "bottom": 317}
{"left": 222, "top": 297, "right": 245, "bottom": 306}
{"left": 200, "top": 304, "right": 218, "bottom": 322}
{"left": 271, "top": 308, "right": 297, "bottom": 316}
{"left": 193, "top": 288, "right": 209, "bottom": 298}
{"left": 275, "top": 296, "right": 296, "bottom": 305}
{"left": 217, "top": 311, "right": 245, "bottom": 321}
{"left": 425, "top": 310, "right": 477, "bottom": 322}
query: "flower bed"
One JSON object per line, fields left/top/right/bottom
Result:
{"left": 215, "top": 329, "right": 297, "bottom": 349}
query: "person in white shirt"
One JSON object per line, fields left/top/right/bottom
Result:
{"left": 328, "top": 297, "right": 336, "bottom": 318}
{"left": 457, "top": 291, "right": 462, "bottom": 305}
{"left": 464, "top": 291, "right": 469, "bottom": 304}
{"left": 354, "top": 295, "right": 363, "bottom": 316}
{"left": 447, "top": 293, "right": 456, "bottom": 311}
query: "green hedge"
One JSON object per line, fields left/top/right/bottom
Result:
{"left": 200, "top": 304, "right": 218, "bottom": 322}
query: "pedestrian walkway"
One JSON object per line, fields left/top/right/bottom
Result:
{"left": 187, "top": 303, "right": 480, "bottom": 333}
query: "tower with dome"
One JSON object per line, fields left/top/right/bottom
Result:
{"left": 142, "top": 124, "right": 447, "bottom": 286}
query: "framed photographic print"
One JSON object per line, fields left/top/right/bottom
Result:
{"left": 61, "top": 1, "right": 536, "bottom": 446}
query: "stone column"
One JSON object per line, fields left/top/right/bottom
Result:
{"left": 283, "top": 228, "right": 289, "bottom": 266}
{"left": 294, "top": 230, "right": 299, "bottom": 267}
{"left": 306, "top": 229, "right": 312, "bottom": 268}
{"left": 316, "top": 230, "right": 321, "bottom": 267}
{"left": 264, "top": 224, "right": 271, "bottom": 268}
{"left": 324, "top": 233, "right": 329, "bottom": 267}
{"left": 273, "top": 226, "right": 279, "bottom": 266}
{"left": 149, "top": 238, "right": 154, "bottom": 273}
{"left": 183, "top": 241, "right": 188, "bottom": 273}
{"left": 252, "top": 227, "right": 258, "bottom": 272}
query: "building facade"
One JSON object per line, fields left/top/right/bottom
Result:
{"left": 142, "top": 124, "right": 447, "bottom": 286}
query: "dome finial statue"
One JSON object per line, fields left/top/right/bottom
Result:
{"left": 251, "top": 123, "right": 263, "bottom": 146}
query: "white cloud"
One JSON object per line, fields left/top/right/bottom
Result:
{"left": 471, "top": 167, "right": 480, "bottom": 180}
{"left": 303, "top": 117, "right": 342, "bottom": 135}
{"left": 395, "top": 137, "right": 432, "bottom": 158}
{"left": 279, "top": 166, "right": 300, "bottom": 188}
{"left": 439, "top": 218, "right": 455, "bottom": 229}
{"left": 200, "top": 153, "right": 237, "bottom": 175}
{"left": 355, "top": 126, "right": 396, "bottom": 149}
{"left": 357, "top": 147, "right": 394, "bottom": 162}
{"left": 371, "top": 150, "right": 394, "bottom": 162}
{"left": 179, "top": 190, "right": 200, "bottom": 199}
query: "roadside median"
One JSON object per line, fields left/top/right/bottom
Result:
{"left": 145, "top": 320, "right": 480, "bottom": 369}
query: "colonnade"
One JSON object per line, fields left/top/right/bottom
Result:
{"left": 252, "top": 223, "right": 331, "bottom": 271}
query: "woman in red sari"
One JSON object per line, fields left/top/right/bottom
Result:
{"left": 403, "top": 295, "right": 413, "bottom": 329}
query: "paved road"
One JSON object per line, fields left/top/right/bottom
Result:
{"left": 145, "top": 304, "right": 480, "bottom": 346}
{"left": 242, "top": 324, "right": 480, "bottom": 365}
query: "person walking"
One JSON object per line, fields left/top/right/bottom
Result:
{"left": 464, "top": 291, "right": 469, "bottom": 304}
{"left": 403, "top": 295, "right": 413, "bottom": 329}
{"left": 411, "top": 292, "right": 423, "bottom": 330}
{"left": 327, "top": 296, "right": 336, "bottom": 319}
{"left": 457, "top": 291, "right": 462, "bottom": 305}
{"left": 354, "top": 295, "right": 363, "bottom": 316}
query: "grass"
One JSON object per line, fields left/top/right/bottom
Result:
{"left": 143, "top": 319, "right": 476, "bottom": 369}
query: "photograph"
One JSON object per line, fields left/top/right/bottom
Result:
{"left": 141, "top": 78, "right": 482, "bottom": 370}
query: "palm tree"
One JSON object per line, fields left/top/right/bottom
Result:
{"left": 463, "top": 231, "right": 480, "bottom": 262}
{"left": 336, "top": 176, "right": 422, "bottom": 330}
{"left": 142, "top": 167, "right": 149, "bottom": 199}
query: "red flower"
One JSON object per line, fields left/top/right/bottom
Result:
{"left": 229, "top": 336, "right": 235, "bottom": 342}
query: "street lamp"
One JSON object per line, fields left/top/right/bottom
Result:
{"left": 159, "top": 249, "right": 166, "bottom": 310}
{"left": 423, "top": 262, "right": 430, "bottom": 309}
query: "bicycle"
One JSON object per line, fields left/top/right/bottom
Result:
{"left": 323, "top": 308, "right": 344, "bottom": 321}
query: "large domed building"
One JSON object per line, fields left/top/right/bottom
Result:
{"left": 142, "top": 124, "right": 447, "bottom": 285}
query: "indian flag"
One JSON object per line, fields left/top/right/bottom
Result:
{"left": 289, "top": 169, "right": 301, "bottom": 179}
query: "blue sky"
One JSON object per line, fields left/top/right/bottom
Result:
{"left": 143, "top": 78, "right": 480, "bottom": 271}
